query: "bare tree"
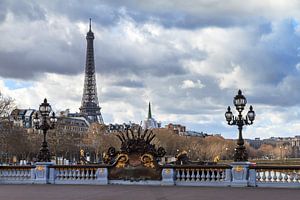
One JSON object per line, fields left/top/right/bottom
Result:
{"left": 83, "top": 123, "right": 120, "bottom": 162}
{"left": 257, "top": 144, "right": 275, "bottom": 159}
{"left": 0, "top": 92, "right": 15, "bottom": 117}
{"left": 154, "top": 129, "right": 236, "bottom": 161}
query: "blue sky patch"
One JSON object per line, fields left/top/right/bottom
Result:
{"left": 4, "top": 79, "right": 33, "bottom": 90}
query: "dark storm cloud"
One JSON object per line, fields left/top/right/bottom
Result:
{"left": 0, "top": 32, "right": 84, "bottom": 80}
{"left": 101, "top": 86, "right": 146, "bottom": 110}
{"left": 1, "top": 0, "right": 297, "bottom": 82}
{"left": 0, "top": 48, "right": 83, "bottom": 79}
{"left": 96, "top": 55, "right": 188, "bottom": 77}
{"left": 113, "top": 79, "right": 144, "bottom": 88}
{"left": 0, "top": 1, "right": 7, "bottom": 23}
{"left": 20, "top": 0, "right": 288, "bottom": 30}
{"left": 45, "top": 1, "right": 120, "bottom": 27}
{"left": 243, "top": 20, "right": 299, "bottom": 84}
{"left": 1, "top": 0, "right": 300, "bottom": 109}
{"left": 2, "top": 0, "right": 300, "bottom": 138}
{"left": 0, "top": 0, "right": 88, "bottom": 80}
{"left": 250, "top": 74, "right": 300, "bottom": 107}
{"left": 227, "top": 20, "right": 300, "bottom": 107}
{"left": 145, "top": 75, "right": 227, "bottom": 115}
{"left": 93, "top": 29, "right": 207, "bottom": 77}
{"left": 2, "top": 0, "right": 46, "bottom": 22}
{"left": 96, "top": 0, "right": 275, "bottom": 29}
{"left": 0, "top": 0, "right": 208, "bottom": 80}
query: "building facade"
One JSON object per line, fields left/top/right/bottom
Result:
{"left": 10, "top": 109, "right": 36, "bottom": 128}
{"left": 165, "top": 123, "right": 186, "bottom": 135}
{"left": 107, "top": 122, "right": 140, "bottom": 133}
{"left": 246, "top": 136, "right": 300, "bottom": 158}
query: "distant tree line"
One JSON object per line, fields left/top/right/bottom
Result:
{"left": 0, "top": 91, "right": 298, "bottom": 164}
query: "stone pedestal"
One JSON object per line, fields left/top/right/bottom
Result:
{"left": 231, "top": 162, "right": 251, "bottom": 187}
{"left": 248, "top": 168, "right": 257, "bottom": 187}
{"left": 96, "top": 168, "right": 108, "bottom": 185}
{"left": 34, "top": 162, "right": 53, "bottom": 184}
{"left": 161, "top": 168, "right": 175, "bottom": 186}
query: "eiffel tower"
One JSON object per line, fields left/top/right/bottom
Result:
{"left": 79, "top": 19, "right": 104, "bottom": 124}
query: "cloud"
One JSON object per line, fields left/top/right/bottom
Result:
{"left": 0, "top": 0, "right": 46, "bottom": 23}
{"left": 0, "top": 13, "right": 85, "bottom": 79}
{"left": 1, "top": 1, "right": 300, "bottom": 139}
{"left": 94, "top": 18, "right": 204, "bottom": 77}
{"left": 113, "top": 79, "right": 144, "bottom": 88}
{"left": 296, "top": 63, "right": 300, "bottom": 71}
{"left": 181, "top": 80, "right": 205, "bottom": 89}
{"left": 95, "top": 0, "right": 300, "bottom": 28}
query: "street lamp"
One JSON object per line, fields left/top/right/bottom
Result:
{"left": 222, "top": 147, "right": 229, "bottom": 160}
{"left": 279, "top": 146, "right": 283, "bottom": 160}
{"left": 225, "top": 90, "right": 255, "bottom": 162}
{"left": 33, "top": 98, "right": 57, "bottom": 162}
{"left": 284, "top": 146, "right": 288, "bottom": 160}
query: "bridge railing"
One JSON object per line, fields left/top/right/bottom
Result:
{"left": 171, "top": 165, "right": 232, "bottom": 186}
{"left": 1, "top": 163, "right": 300, "bottom": 188}
{"left": 48, "top": 165, "right": 109, "bottom": 185}
{"left": 249, "top": 165, "right": 300, "bottom": 188}
{"left": 0, "top": 165, "right": 35, "bottom": 184}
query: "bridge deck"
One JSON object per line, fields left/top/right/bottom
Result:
{"left": 0, "top": 185, "right": 298, "bottom": 200}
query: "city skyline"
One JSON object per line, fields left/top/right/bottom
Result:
{"left": 1, "top": 1, "right": 300, "bottom": 139}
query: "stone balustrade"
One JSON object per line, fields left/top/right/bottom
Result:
{"left": 249, "top": 165, "right": 300, "bottom": 187}
{"left": 49, "top": 165, "right": 108, "bottom": 185}
{"left": 0, "top": 166, "right": 35, "bottom": 184}
{"left": 173, "top": 165, "right": 231, "bottom": 186}
{"left": 1, "top": 163, "right": 300, "bottom": 188}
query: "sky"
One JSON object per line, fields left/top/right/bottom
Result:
{"left": 0, "top": 0, "right": 300, "bottom": 139}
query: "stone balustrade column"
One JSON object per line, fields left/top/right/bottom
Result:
{"left": 33, "top": 162, "right": 53, "bottom": 184}
{"left": 230, "top": 162, "right": 251, "bottom": 187}
{"left": 48, "top": 166, "right": 56, "bottom": 184}
{"left": 225, "top": 168, "right": 232, "bottom": 182}
{"left": 96, "top": 168, "right": 108, "bottom": 185}
{"left": 161, "top": 168, "right": 175, "bottom": 185}
{"left": 248, "top": 168, "right": 257, "bottom": 187}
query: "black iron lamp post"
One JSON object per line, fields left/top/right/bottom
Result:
{"left": 225, "top": 90, "right": 255, "bottom": 162}
{"left": 33, "top": 98, "right": 57, "bottom": 162}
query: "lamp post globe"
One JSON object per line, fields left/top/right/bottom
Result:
{"left": 39, "top": 98, "right": 52, "bottom": 116}
{"left": 247, "top": 105, "right": 255, "bottom": 122}
{"left": 50, "top": 112, "right": 58, "bottom": 125}
{"left": 225, "top": 106, "right": 233, "bottom": 123}
{"left": 233, "top": 90, "right": 247, "bottom": 112}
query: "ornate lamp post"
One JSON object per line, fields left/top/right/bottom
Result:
{"left": 33, "top": 98, "right": 57, "bottom": 162}
{"left": 225, "top": 90, "right": 255, "bottom": 162}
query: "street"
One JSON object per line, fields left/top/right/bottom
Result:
{"left": 0, "top": 185, "right": 299, "bottom": 200}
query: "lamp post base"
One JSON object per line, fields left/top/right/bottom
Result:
{"left": 234, "top": 145, "right": 248, "bottom": 162}
{"left": 231, "top": 162, "right": 251, "bottom": 187}
{"left": 34, "top": 162, "right": 53, "bottom": 184}
{"left": 37, "top": 141, "right": 51, "bottom": 162}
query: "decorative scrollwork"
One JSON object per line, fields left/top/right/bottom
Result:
{"left": 157, "top": 147, "right": 166, "bottom": 157}
{"left": 108, "top": 147, "right": 117, "bottom": 157}
{"left": 141, "top": 154, "right": 155, "bottom": 168}
{"left": 117, "top": 128, "right": 166, "bottom": 157}
{"left": 115, "top": 154, "right": 129, "bottom": 168}
{"left": 105, "top": 126, "right": 166, "bottom": 168}
{"left": 106, "top": 126, "right": 165, "bottom": 180}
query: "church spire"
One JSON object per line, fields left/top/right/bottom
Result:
{"left": 148, "top": 102, "right": 152, "bottom": 119}
{"left": 143, "top": 101, "right": 160, "bottom": 129}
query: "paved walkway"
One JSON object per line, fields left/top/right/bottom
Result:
{"left": 0, "top": 185, "right": 299, "bottom": 200}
